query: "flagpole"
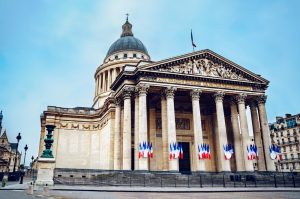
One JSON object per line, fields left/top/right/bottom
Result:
{"left": 191, "top": 29, "right": 196, "bottom": 52}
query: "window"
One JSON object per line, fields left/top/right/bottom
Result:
{"left": 277, "top": 140, "right": 280, "bottom": 145}
{"left": 287, "top": 130, "right": 290, "bottom": 136}
{"left": 291, "top": 154, "right": 294, "bottom": 160}
{"left": 141, "top": 55, "right": 144, "bottom": 59}
{"left": 115, "top": 55, "right": 119, "bottom": 60}
{"left": 282, "top": 146, "right": 286, "bottom": 152}
{"left": 123, "top": 53, "right": 127, "bottom": 58}
{"left": 288, "top": 138, "right": 291, "bottom": 143}
{"left": 282, "top": 139, "right": 285, "bottom": 144}
{"left": 293, "top": 129, "right": 297, "bottom": 135}
{"left": 133, "top": 53, "right": 137, "bottom": 58}
{"left": 287, "top": 118, "right": 296, "bottom": 128}
{"left": 290, "top": 146, "right": 293, "bottom": 152}
{"left": 280, "top": 131, "right": 283, "bottom": 136}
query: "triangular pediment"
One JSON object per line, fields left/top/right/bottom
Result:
{"left": 139, "top": 49, "right": 268, "bottom": 84}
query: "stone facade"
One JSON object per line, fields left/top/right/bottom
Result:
{"left": 269, "top": 113, "right": 300, "bottom": 172}
{"left": 0, "top": 130, "right": 21, "bottom": 173}
{"left": 38, "top": 19, "right": 276, "bottom": 178}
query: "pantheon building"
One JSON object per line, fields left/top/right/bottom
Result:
{"left": 38, "top": 18, "right": 275, "bottom": 175}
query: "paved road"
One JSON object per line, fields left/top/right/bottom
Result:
{"left": 1, "top": 190, "right": 300, "bottom": 199}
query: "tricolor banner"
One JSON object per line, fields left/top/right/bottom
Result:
{"left": 169, "top": 142, "right": 183, "bottom": 160}
{"left": 269, "top": 144, "right": 282, "bottom": 160}
{"left": 198, "top": 143, "right": 211, "bottom": 160}
{"left": 224, "top": 144, "right": 234, "bottom": 160}
{"left": 138, "top": 142, "right": 153, "bottom": 159}
{"left": 247, "top": 144, "right": 258, "bottom": 160}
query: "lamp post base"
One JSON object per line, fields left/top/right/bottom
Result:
{"left": 35, "top": 158, "right": 55, "bottom": 186}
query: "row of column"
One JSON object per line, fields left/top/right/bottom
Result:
{"left": 95, "top": 67, "right": 121, "bottom": 96}
{"left": 113, "top": 85, "right": 275, "bottom": 172}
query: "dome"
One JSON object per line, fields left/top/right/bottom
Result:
{"left": 105, "top": 17, "right": 149, "bottom": 59}
{"left": 106, "top": 36, "right": 149, "bottom": 58}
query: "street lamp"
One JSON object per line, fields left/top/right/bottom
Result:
{"left": 13, "top": 133, "right": 21, "bottom": 173}
{"left": 23, "top": 144, "right": 28, "bottom": 166}
{"left": 31, "top": 156, "right": 34, "bottom": 181}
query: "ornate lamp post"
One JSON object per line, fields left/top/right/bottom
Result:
{"left": 23, "top": 144, "right": 28, "bottom": 166}
{"left": 31, "top": 156, "right": 34, "bottom": 181}
{"left": 13, "top": 133, "right": 21, "bottom": 173}
{"left": 41, "top": 125, "right": 55, "bottom": 158}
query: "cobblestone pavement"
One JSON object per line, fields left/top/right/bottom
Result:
{"left": 1, "top": 190, "right": 300, "bottom": 199}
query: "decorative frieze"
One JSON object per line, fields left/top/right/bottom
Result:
{"left": 153, "top": 58, "right": 249, "bottom": 81}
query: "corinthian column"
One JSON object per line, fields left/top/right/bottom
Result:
{"left": 102, "top": 72, "right": 106, "bottom": 93}
{"left": 230, "top": 99, "right": 244, "bottom": 171}
{"left": 161, "top": 93, "right": 168, "bottom": 171}
{"left": 114, "top": 98, "right": 121, "bottom": 170}
{"left": 165, "top": 87, "right": 178, "bottom": 171}
{"left": 190, "top": 89, "right": 205, "bottom": 171}
{"left": 137, "top": 84, "right": 149, "bottom": 171}
{"left": 214, "top": 91, "right": 231, "bottom": 172}
{"left": 249, "top": 101, "right": 266, "bottom": 171}
{"left": 256, "top": 95, "right": 275, "bottom": 171}
{"left": 122, "top": 86, "right": 133, "bottom": 170}
{"left": 107, "top": 69, "right": 111, "bottom": 91}
{"left": 236, "top": 93, "right": 253, "bottom": 171}
{"left": 134, "top": 91, "right": 139, "bottom": 170}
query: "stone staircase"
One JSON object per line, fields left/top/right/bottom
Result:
{"left": 53, "top": 169, "right": 300, "bottom": 188}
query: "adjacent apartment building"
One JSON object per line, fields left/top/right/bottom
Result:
{"left": 269, "top": 113, "right": 300, "bottom": 172}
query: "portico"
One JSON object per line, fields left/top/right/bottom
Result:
{"left": 113, "top": 76, "right": 274, "bottom": 172}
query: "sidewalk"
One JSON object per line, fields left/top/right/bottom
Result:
{"left": 1, "top": 181, "right": 300, "bottom": 193}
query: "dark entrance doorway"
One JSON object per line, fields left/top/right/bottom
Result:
{"left": 179, "top": 142, "right": 191, "bottom": 174}
{"left": 131, "top": 147, "right": 134, "bottom": 171}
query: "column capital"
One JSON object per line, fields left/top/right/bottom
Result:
{"left": 135, "top": 84, "right": 150, "bottom": 96}
{"left": 115, "top": 98, "right": 122, "bottom": 105}
{"left": 214, "top": 91, "right": 225, "bottom": 102}
{"left": 235, "top": 93, "right": 247, "bottom": 104}
{"left": 256, "top": 95, "right": 267, "bottom": 104}
{"left": 190, "top": 89, "right": 202, "bottom": 100}
{"left": 122, "top": 86, "right": 134, "bottom": 99}
{"left": 248, "top": 100, "right": 257, "bottom": 108}
{"left": 164, "top": 87, "right": 177, "bottom": 98}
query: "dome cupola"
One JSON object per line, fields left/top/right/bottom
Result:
{"left": 104, "top": 16, "right": 150, "bottom": 63}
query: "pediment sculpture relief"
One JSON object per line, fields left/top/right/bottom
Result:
{"left": 155, "top": 59, "right": 249, "bottom": 81}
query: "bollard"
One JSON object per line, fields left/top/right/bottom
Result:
{"left": 27, "top": 184, "right": 34, "bottom": 195}
{"left": 43, "top": 185, "right": 50, "bottom": 197}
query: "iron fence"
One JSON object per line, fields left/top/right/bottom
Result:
{"left": 53, "top": 170, "right": 300, "bottom": 188}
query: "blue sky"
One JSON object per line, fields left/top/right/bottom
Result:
{"left": 0, "top": 0, "right": 299, "bottom": 165}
